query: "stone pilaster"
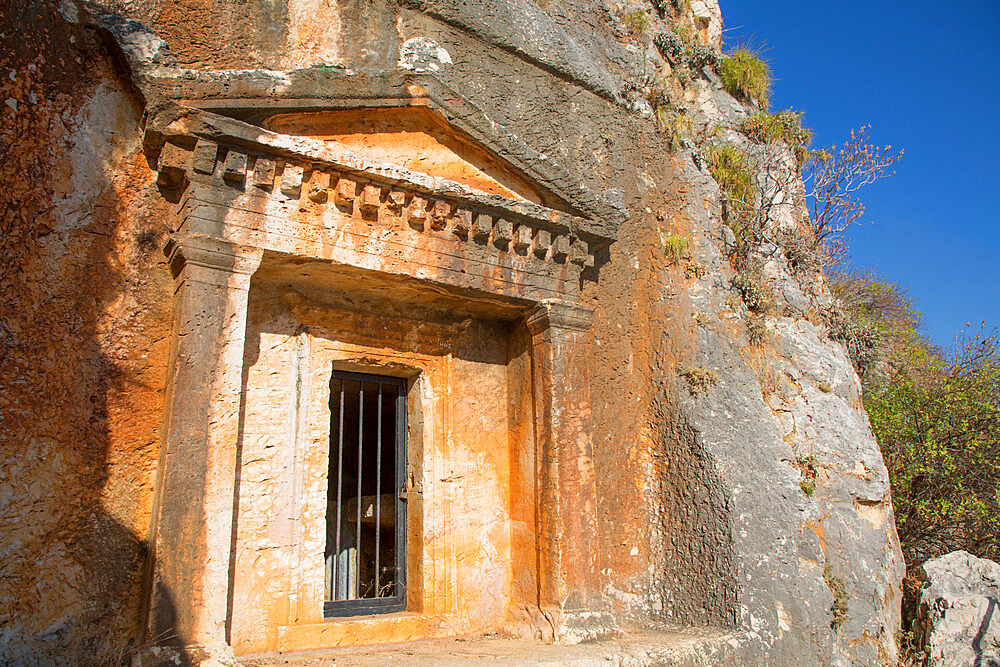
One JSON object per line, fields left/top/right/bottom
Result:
{"left": 145, "top": 233, "right": 262, "bottom": 663}
{"left": 526, "top": 300, "right": 616, "bottom": 642}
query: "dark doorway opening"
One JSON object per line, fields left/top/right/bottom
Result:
{"left": 325, "top": 370, "right": 407, "bottom": 616}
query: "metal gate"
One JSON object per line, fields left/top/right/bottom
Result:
{"left": 325, "top": 370, "right": 407, "bottom": 616}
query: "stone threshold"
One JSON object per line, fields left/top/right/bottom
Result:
{"left": 239, "top": 627, "right": 742, "bottom": 666}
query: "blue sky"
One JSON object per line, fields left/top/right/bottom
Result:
{"left": 719, "top": 0, "right": 1000, "bottom": 348}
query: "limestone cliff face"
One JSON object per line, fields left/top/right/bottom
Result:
{"left": 0, "top": 0, "right": 903, "bottom": 664}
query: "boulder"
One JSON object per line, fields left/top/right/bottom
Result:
{"left": 914, "top": 551, "right": 1000, "bottom": 666}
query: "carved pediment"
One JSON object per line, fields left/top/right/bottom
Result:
{"left": 262, "top": 107, "right": 549, "bottom": 207}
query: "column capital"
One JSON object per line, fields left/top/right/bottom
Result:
{"left": 164, "top": 233, "right": 263, "bottom": 279}
{"left": 525, "top": 300, "right": 593, "bottom": 336}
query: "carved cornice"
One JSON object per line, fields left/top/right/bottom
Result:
{"left": 153, "top": 112, "right": 603, "bottom": 269}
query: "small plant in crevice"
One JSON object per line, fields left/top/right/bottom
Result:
{"left": 653, "top": 28, "right": 721, "bottom": 83}
{"left": 743, "top": 342, "right": 783, "bottom": 397}
{"left": 732, "top": 265, "right": 775, "bottom": 314}
{"left": 686, "top": 40, "right": 721, "bottom": 71}
{"left": 720, "top": 47, "right": 771, "bottom": 109}
{"left": 621, "top": 9, "right": 652, "bottom": 40}
{"left": 650, "top": 0, "right": 691, "bottom": 19}
{"left": 824, "top": 562, "right": 850, "bottom": 631}
{"left": 825, "top": 299, "right": 883, "bottom": 377}
{"left": 670, "top": 0, "right": 692, "bottom": 15}
{"left": 724, "top": 293, "right": 743, "bottom": 313}
{"left": 659, "top": 230, "right": 690, "bottom": 262}
{"left": 794, "top": 455, "right": 818, "bottom": 497}
{"left": 746, "top": 313, "right": 768, "bottom": 347}
{"left": 818, "top": 381, "right": 832, "bottom": 393}
{"left": 662, "top": 112, "right": 692, "bottom": 150}
{"left": 778, "top": 225, "right": 823, "bottom": 277}
{"left": 706, "top": 144, "right": 787, "bottom": 317}
{"left": 678, "top": 365, "right": 720, "bottom": 395}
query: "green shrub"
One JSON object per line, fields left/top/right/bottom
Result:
{"left": 867, "top": 330, "right": 1000, "bottom": 566}
{"left": 741, "top": 110, "right": 810, "bottom": 145}
{"left": 832, "top": 270, "right": 1000, "bottom": 566}
{"left": 720, "top": 49, "right": 771, "bottom": 109}
{"left": 740, "top": 110, "right": 811, "bottom": 162}
{"left": 706, "top": 144, "right": 756, "bottom": 225}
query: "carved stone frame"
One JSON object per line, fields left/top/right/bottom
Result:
{"left": 144, "top": 99, "right": 617, "bottom": 659}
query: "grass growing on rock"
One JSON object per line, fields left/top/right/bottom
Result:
{"left": 740, "top": 110, "right": 812, "bottom": 162}
{"left": 720, "top": 48, "right": 771, "bottom": 109}
{"left": 794, "top": 455, "right": 818, "bottom": 496}
{"left": 657, "top": 110, "right": 692, "bottom": 150}
{"left": 733, "top": 265, "right": 774, "bottom": 314}
{"left": 824, "top": 562, "right": 849, "bottom": 630}
{"left": 621, "top": 10, "right": 651, "bottom": 39}
{"left": 679, "top": 365, "right": 720, "bottom": 395}
{"left": 741, "top": 110, "right": 811, "bottom": 146}
{"left": 707, "top": 144, "right": 756, "bottom": 225}
{"left": 660, "top": 231, "right": 690, "bottom": 262}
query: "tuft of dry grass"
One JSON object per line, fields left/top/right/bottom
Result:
{"left": 743, "top": 341, "right": 784, "bottom": 397}
{"left": 720, "top": 48, "right": 771, "bottom": 109}
{"left": 824, "top": 562, "right": 849, "bottom": 631}
{"left": 660, "top": 231, "right": 691, "bottom": 262}
{"left": 678, "top": 365, "right": 720, "bottom": 395}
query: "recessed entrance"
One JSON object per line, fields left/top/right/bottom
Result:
{"left": 325, "top": 371, "right": 407, "bottom": 617}
{"left": 227, "top": 263, "right": 588, "bottom": 653}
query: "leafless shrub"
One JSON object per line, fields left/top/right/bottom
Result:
{"left": 742, "top": 343, "right": 783, "bottom": 397}
{"left": 804, "top": 125, "right": 903, "bottom": 266}
{"left": 713, "top": 124, "right": 903, "bottom": 275}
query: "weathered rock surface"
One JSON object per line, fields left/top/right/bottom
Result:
{"left": 914, "top": 551, "right": 1000, "bottom": 666}
{"left": 0, "top": 0, "right": 904, "bottom": 663}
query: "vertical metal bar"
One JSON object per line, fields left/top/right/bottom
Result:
{"left": 374, "top": 382, "right": 383, "bottom": 597}
{"left": 355, "top": 381, "right": 364, "bottom": 600}
{"left": 334, "top": 378, "right": 345, "bottom": 600}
